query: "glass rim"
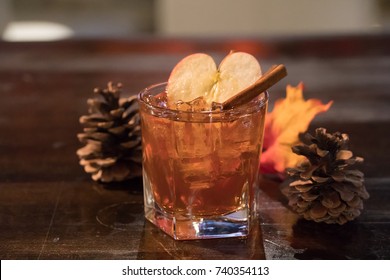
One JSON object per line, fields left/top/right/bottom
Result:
{"left": 138, "top": 82, "right": 268, "bottom": 119}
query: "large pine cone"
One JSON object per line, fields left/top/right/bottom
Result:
{"left": 77, "top": 82, "right": 142, "bottom": 182}
{"left": 281, "top": 128, "right": 369, "bottom": 225}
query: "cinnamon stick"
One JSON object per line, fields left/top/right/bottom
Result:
{"left": 222, "top": 64, "right": 287, "bottom": 109}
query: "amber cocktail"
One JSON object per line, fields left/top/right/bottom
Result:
{"left": 138, "top": 83, "right": 268, "bottom": 240}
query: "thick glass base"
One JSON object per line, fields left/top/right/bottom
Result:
{"left": 144, "top": 204, "right": 250, "bottom": 240}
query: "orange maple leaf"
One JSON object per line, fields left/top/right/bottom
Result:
{"left": 260, "top": 82, "right": 333, "bottom": 175}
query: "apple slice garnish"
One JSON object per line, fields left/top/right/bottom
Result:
{"left": 215, "top": 52, "right": 262, "bottom": 103}
{"left": 166, "top": 53, "right": 217, "bottom": 107}
{"left": 167, "top": 52, "right": 262, "bottom": 108}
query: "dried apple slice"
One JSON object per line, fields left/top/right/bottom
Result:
{"left": 167, "top": 52, "right": 262, "bottom": 108}
{"left": 213, "top": 52, "right": 262, "bottom": 103}
{"left": 167, "top": 53, "right": 217, "bottom": 106}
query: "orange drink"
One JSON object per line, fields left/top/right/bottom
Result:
{"left": 138, "top": 82, "right": 268, "bottom": 240}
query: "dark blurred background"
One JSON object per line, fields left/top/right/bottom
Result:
{"left": 1, "top": 0, "right": 390, "bottom": 41}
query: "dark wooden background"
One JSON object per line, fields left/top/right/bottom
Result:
{"left": 0, "top": 34, "right": 389, "bottom": 259}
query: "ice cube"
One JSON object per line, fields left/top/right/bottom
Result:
{"left": 211, "top": 102, "right": 223, "bottom": 112}
{"left": 145, "top": 91, "right": 168, "bottom": 109}
{"left": 173, "top": 122, "right": 219, "bottom": 158}
{"left": 186, "top": 96, "right": 210, "bottom": 111}
{"left": 174, "top": 96, "right": 212, "bottom": 112}
{"left": 175, "top": 100, "right": 192, "bottom": 111}
{"left": 188, "top": 179, "right": 214, "bottom": 190}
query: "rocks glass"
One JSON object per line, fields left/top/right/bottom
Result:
{"left": 138, "top": 82, "right": 268, "bottom": 240}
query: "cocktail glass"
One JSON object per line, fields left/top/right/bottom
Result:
{"left": 138, "top": 82, "right": 268, "bottom": 240}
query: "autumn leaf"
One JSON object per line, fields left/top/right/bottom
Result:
{"left": 260, "top": 82, "right": 333, "bottom": 176}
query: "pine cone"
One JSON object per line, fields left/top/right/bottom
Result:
{"left": 77, "top": 82, "right": 142, "bottom": 182}
{"left": 281, "top": 128, "right": 369, "bottom": 225}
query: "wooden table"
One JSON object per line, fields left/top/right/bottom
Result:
{"left": 1, "top": 35, "right": 389, "bottom": 259}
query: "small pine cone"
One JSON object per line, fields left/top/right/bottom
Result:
{"left": 281, "top": 128, "right": 369, "bottom": 225}
{"left": 77, "top": 82, "right": 142, "bottom": 183}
